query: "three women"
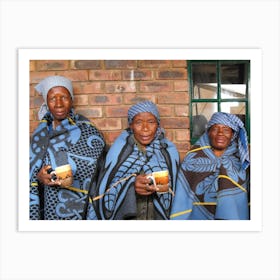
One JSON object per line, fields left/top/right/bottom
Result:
{"left": 30, "top": 76, "right": 250, "bottom": 220}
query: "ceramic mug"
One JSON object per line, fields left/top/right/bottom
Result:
{"left": 54, "top": 164, "right": 73, "bottom": 187}
{"left": 146, "top": 170, "right": 169, "bottom": 193}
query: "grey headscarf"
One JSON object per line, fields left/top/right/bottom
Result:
{"left": 127, "top": 100, "right": 160, "bottom": 125}
{"left": 35, "top": 75, "right": 74, "bottom": 120}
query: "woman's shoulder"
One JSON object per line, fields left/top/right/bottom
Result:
{"left": 161, "top": 137, "right": 178, "bottom": 151}
{"left": 75, "top": 113, "right": 93, "bottom": 125}
{"left": 75, "top": 114, "right": 105, "bottom": 141}
{"left": 159, "top": 138, "right": 180, "bottom": 163}
{"left": 75, "top": 114, "right": 100, "bottom": 130}
{"left": 108, "top": 130, "right": 131, "bottom": 149}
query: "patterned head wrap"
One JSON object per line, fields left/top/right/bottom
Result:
{"left": 35, "top": 75, "right": 74, "bottom": 120}
{"left": 207, "top": 112, "right": 250, "bottom": 170}
{"left": 127, "top": 100, "right": 160, "bottom": 124}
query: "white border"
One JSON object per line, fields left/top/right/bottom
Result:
{"left": 18, "top": 48, "right": 262, "bottom": 232}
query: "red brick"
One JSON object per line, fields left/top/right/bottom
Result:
{"left": 157, "top": 92, "right": 188, "bottom": 104}
{"left": 30, "top": 110, "right": 35, "bottom": 121}
{"left": 172, "top": 60, "right": 187, "bottom": 67}
{"left": 30, "top": 121, "right": 39, "bottom": 135}
{"left": 105, "top": 82, "right": 136, "bottom": 93}
{"left": 123, "top": 94, "right": 156, "bottom": 105}
{"left": 74, "top": 82, "right": 102, "bottom": 94}
{"left": 122, "top": 70, "right": 153, "bottom": 80}
{"left": 119, "top": 118, "right": 127, "bottom": 129}
{"left": 175, "top": 105, "right": 189, "bottom": 117}
{"left": 105, "top": 106, "right": 130, "bottom": 118}
{"left": 164, "top": 130, "right": 174, "bottom": 141}
{"left": 176, "top": 142, "right": 191, "bottom": 152}
{"left": 157, "top": 69, "right": 187, "bottom": 79}
{"left": 92, "top": 118, "right": 122, "bottom": 130}
{"left": 175, "top": 130, "right": 190, "bottom": 141}
{"left": 75, "top": 108, "right": 102, "bottom": 118}
{"left": 161, "top": 117, "right": 189, "bottom": 129}
{"left": 105, "top": 60, "right": 137, "bottom": 69}
{"left": 72, "top": 60, "right": 101, "bottom": 69}
{"left": 30, "top": 96, "right": 44, "bottom": 109}
{"left": 178, "top": 151, "right": 188, "bottom": 162}
{"left": 36, "top": 60, "right": 69, "bottom": 71}
{"left": 174, "top": 80, "right": 189, "bottom": 91}
{"left": 30, "top": 71, "right": 57, "bottom": 83}
{"left": 140, "top": 81, "right": 172, "bottom": 92}
{"left": 139, "top": 60, "right": 171, "bottom": 68}
{"left": 29, "top": 85, "right": 36, "bottom": 97}
{"left": 30, "top": 70, "right": 88, "bottom": 84}
{"left": 60, "top": 70, "right": 88, "bottom": 82}
{"left": 89, "top": 70, "right": 122, "bottom": 81}
{"left": 103, "top": 130, "right": 122, "bottom": 145}
{"left": 157, "top": 105, "right": 173, "bottom": 117}
{"left": 30, "top": 61, "right": 36, "bottom": 71}
{"left": 89, "top": 94, "right": 122, "bottom": 105}
{"left": 73, "top": 95, "right": 89, "bottom": 106}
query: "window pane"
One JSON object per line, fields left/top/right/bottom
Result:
{"left": 192, "top": 103, "right": 218, "bottom": 138}
{"left": 221, "top": 63, "right": 248, "bottom": 99}
{"left": 192, "top": 63, "right": 217, "bottom": 99}
{"left": 220, "top": 101, "right": 246, "bottom": 114}
{"left": 220, "top": 102, "right": 246, "bottom": 125}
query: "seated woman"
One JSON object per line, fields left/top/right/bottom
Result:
{"left": 170, "top": 112, "right": 250, "bottom": 220}
{"left": 93, "top": 100, "right": 180, "bottom": 220}
{"left": 30, "top": 75, "right": 106, "bottom": 220}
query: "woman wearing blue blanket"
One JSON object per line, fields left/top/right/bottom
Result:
{"left": 93, "top": 100, "right": 180, "bottom": 220}
{"left": 170, "top": 112, "right": 250, "bottom": 220}
{"left": 30, "top": 75, "right": 106, "bottom": 220}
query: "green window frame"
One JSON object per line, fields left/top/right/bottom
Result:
{"left": 188, "top": 60, "right": 250, "bottom": 145}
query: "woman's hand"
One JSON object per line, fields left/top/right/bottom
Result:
{"left": 134, "top": 174, "right": 157, "bottom": 196}
{"left": 36, "top": 165, "right": 61, "bottom": 186}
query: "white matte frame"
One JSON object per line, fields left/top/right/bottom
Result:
{"left": 18, "top": 48, "right": 262, "bottom": 232}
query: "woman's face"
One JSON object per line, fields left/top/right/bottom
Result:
{"left": 47, "top": 86, "right": 72, "bottom": 126}
{"left": 208, "top": 124, "right": 233, "bottom": 152}
{"left": 130, "top": 112, "right": 158, "bottom": 147}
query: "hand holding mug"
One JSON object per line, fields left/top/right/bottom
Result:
{"left": 54, "top": 164, "right": 73, "bottom": 187}
{"left": 146, "top": 170, "right": 170, "bottom": 193}
{"left": 134, "top": 174, "right": 158, "bottom": 195}
{"left": 37, "top": 165, "right": 61, "bottom": 186}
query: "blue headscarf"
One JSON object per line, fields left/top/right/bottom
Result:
{"left": 207, "top": 112, "right": 250, "bottom": 170}
{"left": 127, "top": 100, "right": 160, "bottom": 125}
{"left": 35, "top": 75, "right": 74, "bottom": 120}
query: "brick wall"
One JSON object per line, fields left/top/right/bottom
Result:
{"left": 30, "top": 60, "right": 190, "bottom": 160}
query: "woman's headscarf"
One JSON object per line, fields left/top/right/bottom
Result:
{"left": 207, "top": 112, "right": 250, "bottom": 170}
{"left": 127, "top": 100, "right": 160, "bottom": 125}
{"left": 35, "top": 75, "right": 74, "bottom": 120}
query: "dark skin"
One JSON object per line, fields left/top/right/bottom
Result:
{"left": 36, "top": 86, "right": 73, "bottom": 186}
{"left": 208, "top": 124, "right": 234, "bottom": 157}
{"left": 130, "top": 112, "right": 168, "bottom": 196}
